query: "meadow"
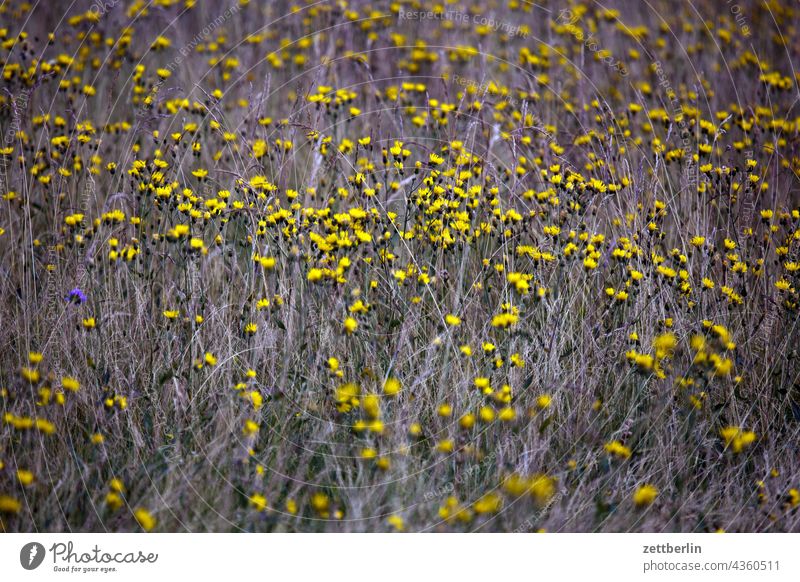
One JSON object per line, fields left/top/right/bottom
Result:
{"left": 1, "top": 0, "right": 799, "bottom": 532}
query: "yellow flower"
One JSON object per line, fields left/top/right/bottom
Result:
{"left": 529, "top": 474, "right": 557, "bottom": 507}
{"left": 21, "top": 367, "right": 40, "bottom": 383}
{"left": 720, "top": 426, "right": 756, "bottom": 453}
{"left": 387, "top": 514, "right": 405, "bottom": 531}
{"left": 335, "top": 382, "right": 360, "bottom": 412}
{"left": 445, "top": 313, "right": 461, "bottom": 326}
{"left": 498, "top": 407, "right": 516, "bottom": 421}
{"left": 651, "top": 335, "right": 676, "bottom": 365}
{"left": 134, "top": 508, "right": 157, "bottom": 531}
{"left": 35, "top": 419, "right": 55, "bottom": 434}
{"left": 311, "top": 492, "right": 330, "bottom": 517}
{"left": 491, "top": 312, "right": 519, "bottom": 328}
{"left": 604, "top": 440, "right": 632, "bottom": 459}
{"left": 105, "top": 492, "right": 123, "bottom": 511}
{"left": 633, "top": 484, "right": 659, "bottom": 507}
{"left": 62, "top": 377, "right": 80, "bottom": 392}
{"left": 459, "top": 413, "right": 475, "bottom": 429}
{"left": 249, "top": 493, "right": 268, "bottom": 512}
{"left": 363, "top": 394, "right": 380, "bottom": 419}
{"left": 383, "top": 377, "right": 401, "bottom": 396}
{"left": 17, "top": 469, "right": 35, "bottom": 486}
{"left": 258, "top": 256, "right": 276, "bottom": 270}
{"left": 473, "top": 493, "right": 502, "bottom": 514}
{"left": 343, "top": 316, "right": 358, "bottom": 335}
{"left": 474, "top": 377, "right": 491, "bottom": 392}
{"left": 360, "top": 447, "right": 377, "bottom": 460}
{"left": 307, "top": 268, "right": 324, "bottom": 282}
{"left": 0, "top": 495, "right": 21, "bottom": 513}
{"left": 436, "top": 439, "right": 454, "bottom": 453}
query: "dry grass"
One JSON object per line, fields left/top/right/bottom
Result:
{"left": 1, "top": 0, "right": 799, "bottom": 532}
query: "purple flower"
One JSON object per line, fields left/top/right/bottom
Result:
{"left": 66, "top": 287, "right": 87, "bottom": 304}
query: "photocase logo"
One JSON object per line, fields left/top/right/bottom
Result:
{"left": 20, "top": 542, "right": 46, "bottom": 570}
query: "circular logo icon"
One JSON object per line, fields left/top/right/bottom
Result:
{"left": 20, "top": 542, "right": 46, "bottom": 570}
